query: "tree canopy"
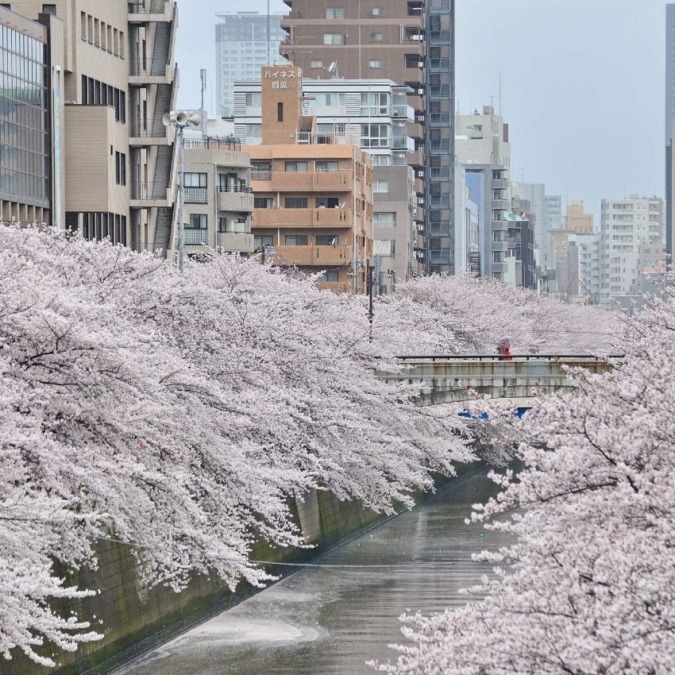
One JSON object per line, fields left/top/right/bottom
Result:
{"left": 0, "top": 225, "right": 617, "bottom": 666}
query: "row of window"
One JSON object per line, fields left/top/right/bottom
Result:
{"left": 0, "top": 119, "right": 47, "bottom": 155}
{"left": 254, "top": 234, "right": 343, "bottom": 247}
{"left": 81, "top": 75, "right": 126, "bottom": 123}
{"left": 0, "top": 167, "right": 48, "bottom": 201}
{"left": 80, "top": 12, "right": 125, "bottom": 59}
{"left": 0, "top": 21, "right": 44, "bottom": 64}
{"left": 254, "top": 196, "right": 345, "bottom": 209}
{"left": 114, "top": 151, "right": 126, "bottom": 186}
{"left": 323, "top": 7, "right": 386, "bottom": 19}
{"left": 68, "top": 211, "right": 127, "bottom": 246}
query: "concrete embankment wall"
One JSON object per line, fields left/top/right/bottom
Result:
{"left": 2, "top": 490, "right": 387, "bottom": 675}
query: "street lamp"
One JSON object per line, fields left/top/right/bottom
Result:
{"left": 162, "top": 110, "right": 201, "bottom": 272}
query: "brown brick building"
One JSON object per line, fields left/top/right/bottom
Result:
{"left": 247, "top": 66, "right": 373, "bottom": 294}
{"left": 279, "top": 0, "right": 456, "bottom": 275}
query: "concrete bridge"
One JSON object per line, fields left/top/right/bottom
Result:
{"left": 381, "top": 355, "right": 616, "bottom": 406}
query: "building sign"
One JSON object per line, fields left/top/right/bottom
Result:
{"left": 264, "top": 69, "right": 297, "bottom": 79}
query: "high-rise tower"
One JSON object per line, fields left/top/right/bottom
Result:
{"left": 280, "top": 0, "right": 455, "bottom": 275}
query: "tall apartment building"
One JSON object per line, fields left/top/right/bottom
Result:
{"left": 246, "top": 66, "right": 373, "bottom": 294}
{"left": 456, "top": 106, "right": 513, "bottom": 282}
{"left": 600, "top": 196, "right": 665, "bottom": 303}
{"left": 234, "top": 77, "right": 417, "bottom": 292}
{"left": 9, "top": 0, "right": 177, "bottom": 254}
{"left": 181, "top": 135, "right": 255, "bottom": 255}
{"left": 511, "top": 181, "right": 549, "bottom": 273}
{"left": 666, "top": 5, "right": 675, "bottom": 262}
{"left": 279, "top": 0, "right": 455, "bottom": 276}
{"left": 215, "top": 12, "right": 287, "bottom": 118}
{"left": 0, "top": 6, "right": 59, "bottom": 225}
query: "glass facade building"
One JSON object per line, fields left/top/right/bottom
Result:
{"left": 0, "top": 19, "right": 49, "bottom": 210}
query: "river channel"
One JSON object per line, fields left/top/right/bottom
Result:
{"left": 120, "top": 465, "right": 510, "bottom": 674}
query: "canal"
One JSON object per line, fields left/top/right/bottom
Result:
{"left": 119, "top": 465, "right": 510, "bottom": 674}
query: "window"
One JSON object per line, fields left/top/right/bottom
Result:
{"left": 255, "top": 235, "right": 273, "bottom": 247}
{"left": 285, "top": 197, "right": 308, "bottom": 209}
{"left": 318, "top": 270, "right": 340, "bottom": 282}
{"left": 285, "top": 161, "right": 308, "bottom": 172}
{"left": 371, "top": 32, "right": 383, "bottom": 42}
{"left": 189, "top": 214, "right": 207, "bottom": 229}
{"left": 114, "top": 151, "right": 126, "bottom": 185}
{"left": 374, "top": 212, "right": 396, "bottom": 227}
{"left": 42, "top": 3, "right": 56, "bottom": 13}
{"left": 254, "top": 197, "right": 274, "bottom": 208}
{"left": 373, "top": 181, "right": 389, "bottom": 193}
{"left": 316, "top": 234, "right": 339, "bottom": 246}
{"left": 323, "top": 33, "right": 345, "bottom": 45}
{"left": 310, "top": 60, "right": 323, "bottom": 69}
{"left": 372, "top": 7, "right": 384, "bottom": 15}
{"left": 245, "top": 92, "right": 261, "bottom": 106}
{"left": 183, "top": 172, "right": 207, "bottom": 187}
{"left": 369, "top": 60, "right": 382, "bottom": 69}
{"left": 361, "top": 123, "right": 389, "bottom": 148}
{"left": 361, "top": 92, "right": 389, "bottom": 115}
{"left": 246, "top": 124, "right": 261, "bottom": 139}
{"left": 325, "top": 8, "right": 344, "bottom": 19}
{"left": 277, "top": 102, "right": 283, "bottom": 122}
{"left": 316, "top": 197, "right": 341, "bottom": 208}
{"left": 285, "top": 235, "right": 309, "bottom": 246}
{"left": 218, "top": 217, "right": 228, "bottom": 233}
{"left": 315, "top": 161, "right": 338, "bottom": 172}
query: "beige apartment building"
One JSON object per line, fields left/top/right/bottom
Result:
{"left": 10, "top": 0, "right": 177, "bottom": 253}
{"left": 247, "top": 66, "right": 373, "bottom": 294}
{"left": 181, "top": 136, "right": 254, "bottom": 255}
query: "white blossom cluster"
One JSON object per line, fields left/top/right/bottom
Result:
{"left": 376, "top": 283, "right": 675, "bottom": 673}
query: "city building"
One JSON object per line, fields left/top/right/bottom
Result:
{"left": 181, "top": 135, "right": 255, "bottom": 255}
{"left": 215, "top": 12, "right": 287, "bottom": 118}
{"left": 0, "top": 5, "right": 60, "bottom": 225}
{"left": 245, "top": 65, "right": 373, "bottom": 294}
{"left": 10, "top": 0, "right": 178, "bottom": 254}
{"left": 234, "top": 76, "right": 418, "bottom": 291}
{"left": 502, "top": 210, "right": 535, "bottom": 289}
{"left": 550, "top": 199, "right": 594, "bottom": 297}
{"left": 511, "top": 181, "right": 549, "bottom": 273}
{"left": 600, "top": 196, "right": 665, "bottom": 303}
{"left": 463, "top": 164, "right": 510, "bottom": 282}
{"left": 279, "top": 0, "right": 455, "bottom": 276}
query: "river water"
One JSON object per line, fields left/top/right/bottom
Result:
{"left": 120, "top": 465, "right": 509, "bottom": 675}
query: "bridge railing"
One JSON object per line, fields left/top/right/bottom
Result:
{"left": 395, "top": 354, "right": 624, "bottom": 362}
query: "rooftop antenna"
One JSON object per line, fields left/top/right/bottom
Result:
{"left": 498, "top": 71, "right": 502, "bottom": 115}
{"left": 200, "top": 68, "right": 206, "bottom": 113}
{"left": 267, "top": 0, "right": 270, "bottom": 65}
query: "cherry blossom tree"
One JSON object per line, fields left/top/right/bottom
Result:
{"left": 0, "top": 225, "right": 473, "bottom": 666}
{"left": 376, "top": 280, "right": 675, "bottom": 674}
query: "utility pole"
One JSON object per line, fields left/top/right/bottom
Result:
{"left": 367, "top": 260, "right": 374, "bottom": 341}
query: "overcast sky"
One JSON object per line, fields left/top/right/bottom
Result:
{"left": 176, "top": 0, "right": 668, "bottom": 226}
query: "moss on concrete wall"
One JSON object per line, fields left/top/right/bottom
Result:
{"left": 1, "top": 490, "right": 390, "bottom": 675}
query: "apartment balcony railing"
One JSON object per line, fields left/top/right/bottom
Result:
{"left": 217, "top": 189, "right": 254, "bottom": 212}
{"left": 183, "top": 186, "right": 208, "bottom": 204}
{"left": 253, "top": 207, "right": 353, "bottom": 229}
{"left": 184, "top": 228, "right": 208, "bottom": 245}
{"left": 296, "top": 131, "right": 356, "bottom": 145}
{"left": 251, "top": 170, "right": 353, "bottom": 192}
{"left": 184, "top": 136, "right": 242, "bottom": 152}
{"left": 275, "top": 244, "right": 351, "bottom": 267}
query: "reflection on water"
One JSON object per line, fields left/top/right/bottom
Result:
{"left": 120, "top": 465, "right": 509, "bottom": 674}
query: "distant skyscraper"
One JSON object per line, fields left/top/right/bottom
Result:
{"left": 215, "top": 12, "right": 287, "bottom": 118}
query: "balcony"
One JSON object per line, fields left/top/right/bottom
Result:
{"left": 275, "top": 245, "right": 351, "bottom": 267}
{"left": 407, "top": 149, "right": 424, "bottom": 167}
{"left": 407, "top": 121, "right": 424, "bottom": 139}
{"left": 217, "top": 187, "right": 254, "bottom": 212}
{"left": 184, "top": 187, "right": 208, "bottom": 204}
{"left": 184, "top": 228, "right": 208, "bottom": 246}
{"left": 251, "top": 170, "right": 353, "bottom": 193}
{"left": 216, "top": 232, "right": 254, "bottom": 253}
{"left": 253, "top": 207, "right": 353, "bottom": 229}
